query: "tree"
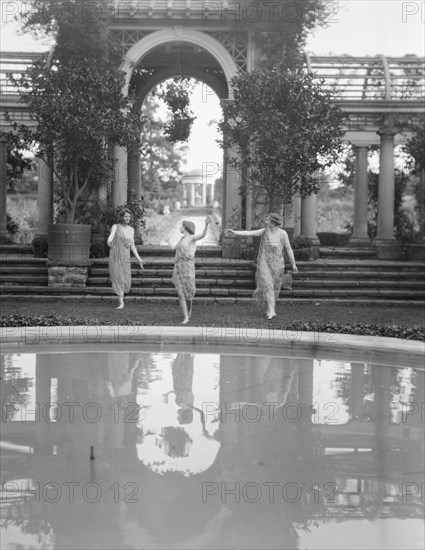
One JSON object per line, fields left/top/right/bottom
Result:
{"left": 219, "top": 69, "right": 345, "bottom": 214}
{"left": 9, "top": 0, "right": 141, "bottom": 224}
{"left": 140, "top": 92, "right": 188, "bottom": 208}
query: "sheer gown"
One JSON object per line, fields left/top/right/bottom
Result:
{"left": 109, "top": 224, "right": 134, "bottom": 296}
{"left": 171, "top": 238, "right": 196, "bottom": 301}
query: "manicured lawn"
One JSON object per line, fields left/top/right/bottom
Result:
{"left": 0, "top": 297, "right": 423, "bottom": 340}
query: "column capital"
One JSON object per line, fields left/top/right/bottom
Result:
{"left": 377, "top": 121, "right": 399, "bottom": 139}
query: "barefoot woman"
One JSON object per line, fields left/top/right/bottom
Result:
{"left": 226, "top": 212, "right": 298, "bottom": 320}
{"left": 107, "top": 208, "right": 144, "bottom": 309}
{"left": 167, "top": 216, "right": 211, "bottom": 324}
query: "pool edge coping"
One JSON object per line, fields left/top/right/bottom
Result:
{"left": 1, "top": 326, "right": 424, "bottom": 358}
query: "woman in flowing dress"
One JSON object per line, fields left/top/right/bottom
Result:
{"left": 107, "top": 208, "right": 144, "bottom": 309}
{"left": 225, "top": 212, "right": 298, "bottom": 320}
{"left": 167, "top": 216, "right": 211, "bottom": 324}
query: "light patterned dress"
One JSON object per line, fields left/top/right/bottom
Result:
{"left": 109, "top": 224, "right": 134, "bottom": 296}
{"left": 253, "top": 228, "right": 295, "bottom": 305}
{"left": 172, "top": 238, "right": 196, "bottom": 301}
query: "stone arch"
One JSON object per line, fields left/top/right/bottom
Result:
{"left": 115, "top": 28, "right": 241, "bottom": 226}
{"left": 120, "top": 28, "right": 239, "bottom": 97}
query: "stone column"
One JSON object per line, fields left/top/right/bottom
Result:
{"left": 297, "top": 359, "right": 314, "bottom": 425}
{"left": 376, "top": 124, "right": 401, "bottom": 259}
{"left": 222, "top": 147, "right": 242, "bottom": 230}
{"left": 208, "top": 182, "right": 214, "bottom": 204}
{"left": 283, "top": 201, "right": 294, "bottom": 242}
{"left": 293, "top": 194, "right": 301, "bottom": 237}
{"left": 350, "top": 363, "right": 365, "bottom": 420}
{"left": 350, "top": 145, "right": 370, "bottom": 245}
{"left": 127, "top": 148, "right": 141, "bottom": 201}
{"left": 36, "top": 157, "right": 53, "bottom": 237}
{"left": 202, "top": 182, "right": 207, "bottom": 206}
{"left": 0, "top": 136, "right": 8, "bottom": 241}
{"left": 112, "top": 145, "right": 127, "bottom": 206}
{"left": 301, "top": 193, "right": 320, "bottom": 258}
{"left": 189, "top": 183, "right": 195, "bottom": 206}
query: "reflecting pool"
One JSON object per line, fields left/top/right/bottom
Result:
{"left": 1, "top": 351, "right": 424, "bottom": 549}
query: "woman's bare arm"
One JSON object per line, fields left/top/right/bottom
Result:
{"left": 193, "top": 216, "right": 212, "bottom": 242}
{"left": 107, "top": 224, "right": 117, "bottom": 246}
{"left": 226, "top": 228, "right": 265, "bottom": 237}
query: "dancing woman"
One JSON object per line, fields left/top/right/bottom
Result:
{"left": 167, "top": 216, "right": 211, "bottom": 324}
{"left": 107, "top": 208, "right": 144, "bottom": 309}
{"left": 225, "top": 212, "right": 298, "bottom": 320}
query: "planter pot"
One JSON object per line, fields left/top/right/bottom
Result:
{"left": 48, "top": 223, "right": 92, "bottom": 266}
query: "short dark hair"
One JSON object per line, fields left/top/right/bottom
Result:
{"left": 118, "top": 208, "right": 131, "bottom": 222}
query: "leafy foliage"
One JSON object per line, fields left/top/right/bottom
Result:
{"left": 161, "top": 79, "right": 196, "bottom": 143}
{"left": 404, "top": 117, "right": 425, "bottom": 174}
{"left": 9, "top": 0, "right": 142, "bottom": 224}
{"left": 140, "top": 93, "right": 188, "bottom": 208}
{"left": 6, "top": 133, "right": 35, "bottom": 188}
{"left": 1, "top": 315, "right": 423, "bottom": 341}
{"left": 220, "top": 69, "right": 345, "bottom": 212}
{"left": 233, "top": 0, "right": 331, "bottom": 69}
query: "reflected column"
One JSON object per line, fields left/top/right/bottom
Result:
{"left": 298, "top": 359, "right": 314, "bottom": 425}
{"left": 350, "top": 363, "right": 365, "bottom": 420}
{"left": 35, "top": 355, "right": 53, "bottom": 454}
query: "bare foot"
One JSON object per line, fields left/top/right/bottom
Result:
{"left": 267, "top": 313, "right": 276, "bottom": 320}
{"left": 181, "top": 318, "right": 189, "bottom": 324}
{"left": 117, "top": 303, "right": 124, "bottom": 310}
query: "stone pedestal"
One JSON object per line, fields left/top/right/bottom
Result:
{"left": 376, "top": 241, "right": 402, "bottom": 260}
{"left": 47, "top": 262, "right": 90, "bottom": 288}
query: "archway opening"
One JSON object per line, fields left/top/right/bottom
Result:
{"left": 128, "top": 41, "right": 227, "bottom": 246}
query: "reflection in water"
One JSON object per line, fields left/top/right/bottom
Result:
{"left": 0, "top": 352, "right": 424, "bottom": 550}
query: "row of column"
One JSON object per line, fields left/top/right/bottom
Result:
{"left": 281, "top": 123, "right": 401, "bottom": 255}
{"left": 0, "top": 124, "right": 403, "bottom": 249}
{"left": 182, "top": 182, "right": 215, "bottom": 206}
{"left": 351, "top": 126, "right": 398, "bottom": 244}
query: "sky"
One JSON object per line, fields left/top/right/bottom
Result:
{"left": 1, "top": 0, "right": 424, "bottom": 171}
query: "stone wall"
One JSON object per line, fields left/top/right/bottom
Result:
{"left": 47, "top": 263, "right": 89, "bottom": 288}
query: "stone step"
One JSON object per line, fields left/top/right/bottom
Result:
{"left": 85, "top": 276, "right": 425, "bottom": 290}
{"left": 1, "top": 284, "right": 424, "bottom": 300}
{"left": 0, "top": 275, "right": 48, "bottom": 285}
{"left": 319, "top": 247, "right": 378, "bottom": 258}
{"left": 0, "top": 266, "right": 49, "bottom": 274}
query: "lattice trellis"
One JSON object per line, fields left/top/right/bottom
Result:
{"left": 205, "top": 31, "right": 249, "bottom": 72}
{"left": 110, "top": 30, "right": 154, "bottom": 57}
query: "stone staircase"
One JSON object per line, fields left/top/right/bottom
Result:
{"left": 1, "top": 247, "right": 424, "bottom": 305}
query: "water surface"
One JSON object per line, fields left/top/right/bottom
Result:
{"left": 1, "top": 351, "right": 423, "bottom": 549}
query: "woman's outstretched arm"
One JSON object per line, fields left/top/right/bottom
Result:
{"left": 225, "top": 228, "right": 265, "bottom": 237}
{"left": 192, "top": 216, "right": 212, "bottom": 242}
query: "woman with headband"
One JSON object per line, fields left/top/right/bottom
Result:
{"left": 167, "top": 216, "right": 211, "bottom": 324}
{"left": 225, "top": 212, "right": 298, "bottom": 320}
{"left": 107, "top": 208, "right": 144, "bottom": 309}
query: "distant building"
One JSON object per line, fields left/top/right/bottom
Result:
{"left": 182, "top": 169, "right": 215, "bottom": 207}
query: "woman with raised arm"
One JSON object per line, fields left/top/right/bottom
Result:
{"left": 225, "top": 212, "right": 298, "bottom": 320}
{"left": 166, "top": 216, "right": 211, "bottom": 324}
{"left": 107, "top": 208, "right": 144, "bottom": 309}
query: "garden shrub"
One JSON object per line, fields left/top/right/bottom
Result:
{"left": 292, "top": 236, "right": 312, "bottom": 261}
{"left": 317, "top": 232, "right": 351, "bottom": 247}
